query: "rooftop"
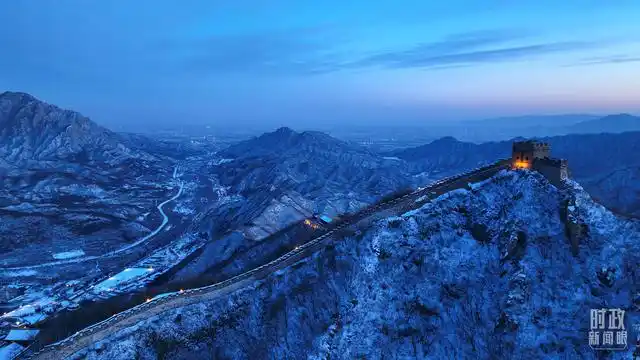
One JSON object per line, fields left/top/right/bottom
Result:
{"left": 319, "top": 215, "right": 333, "bottom": 223}
{"left": 3, "top": 329, "right": 40, "bottom": 342}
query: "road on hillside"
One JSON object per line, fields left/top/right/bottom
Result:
{"left": 1, "top": 168, "right": 184, "bottom": 271}
{"left": 24, "top": 160, "right": 510, "bottom": 360}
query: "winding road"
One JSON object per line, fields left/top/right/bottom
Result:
{"left": 1, "top": 167, "right": 184, "bottom": 271}
{"left": 107, "top": 181, "right": 184, "bottom": 255}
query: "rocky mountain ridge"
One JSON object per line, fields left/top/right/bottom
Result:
{"left": 0, "top": 92, "right": 162, "bottom": 167}
{"left": 202, "top": 126, "right": 417, "bottom": 238}
{"left": 169, "top": 127, "right": 420, "bottom": 285}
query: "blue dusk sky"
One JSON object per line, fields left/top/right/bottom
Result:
{"left": 1, "top": 1, "right": 640, "bottom": 129}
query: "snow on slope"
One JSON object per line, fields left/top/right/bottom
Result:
{"left": 0, "top": 91, "right": 156, "bottom": 165}
{"left": 197, "top": 127, "right": 413, "bottom": 243}
{"left": 52, "top": 250, "right": 85, "bottom": 260}
{"left": 76, "top": 171, "right": 640, "bottom": 360}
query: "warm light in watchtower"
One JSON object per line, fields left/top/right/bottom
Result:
{"left": 513, "top": 161, "right": 531, "bottom": 169}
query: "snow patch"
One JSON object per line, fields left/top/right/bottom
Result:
{"left": 4, "top": 329, "right": 40, "bottom": 341}
{"left": 52, "top": 250, "right": 85, "bottom": 260}
{"left": 402, "top": 208, "right": 421, "bottom": 217}
{"left": 211, "top": 158, "right": 233, "bottom": 165}
{"left": 59, "top": 184, "right": 107, "bottom": 198}
{"left": 2, "top": 202, "right": 38, "bottom": 212}
{"left": 173, "top": 203, "right": 195, "bottom": 215}
{"left": 1, "top": 269, "right": 37, "bottom": 277}
{"left": 93, "top": 268, "right": 153, "bottom": 292}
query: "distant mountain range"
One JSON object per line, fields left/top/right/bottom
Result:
{"left": 465, "top": 114, "right": 598, "bottom": 128}
{"left": 325, "top": 113, "right": 640, "bottom": 150}
{"left": 390, "top": 132, "right": 640, "bottom": 217}
{"left": 566, "top": 113, "right": 640, "bottom": 134}
{"left": 444, "top": 113, "right": 640, "bottom": 143}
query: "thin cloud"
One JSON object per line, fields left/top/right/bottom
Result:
{"left": 571, "top": 54, "right": 640, "bottom": 66}
{"left": 181, "top": 28, "right": 616, "bottom": 75}
{"left": 357, "top": 28, "right": 535, "bottom": 66}
{"left": 355, "top": 41, "right": 597, "bottom": 69}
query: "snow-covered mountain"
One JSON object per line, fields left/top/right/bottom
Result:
{"left": 0, "top": 91, "right": 161, "bottom": 167}
{"left": 202, "top": 127, "right": 415, "bottom": 238}
{"left": 0, "top": 93, "right": 179, "bottom": 292}
{"left": 568, "top": 113, "right": 640, "bottom": 134}
{"left": 77, "top": 170, "right": 640, "bottom": 360}
{"left": 168, "top": 127, "right": 419, "bottom": 285}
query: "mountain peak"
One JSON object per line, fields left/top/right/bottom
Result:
{"left": 1, "top": 90, "right": 36, "bottom": 98}
{"left": 0, "top": 91, "right": 152, "bottom": 164}
{"left": 259, "top": 126, "right": 300, "bottom": 143}
{"left": 274, "top": 126, "right": 296, "bottom": 135}
{"left": 219, "top": 127, "right": 366, "bottom": 159}
{"left": 430, "top": 136, "right": 460, "bottom": 145}
{"left": 599, "top": 113, "right": 636, "bottom": 120}
{"left": 0, "top": 91, "right": 43, "bottom": 106}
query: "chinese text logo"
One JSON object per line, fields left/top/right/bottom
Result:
{"left": 589, "top": 308, "right": 627, "bottom": 351}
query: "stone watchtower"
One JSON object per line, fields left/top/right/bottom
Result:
{"left": 511, "top": 140, "right": 569, "bottom": 187}
{"left": 512, "top": 141, "right": 550, "bottom": 169}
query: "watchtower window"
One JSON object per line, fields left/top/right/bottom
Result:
{"left": 516, "top": 156, "right": 520, "bottom": 160}
{"left": 525, "top": 156, "right": 528, "bottom": 160}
